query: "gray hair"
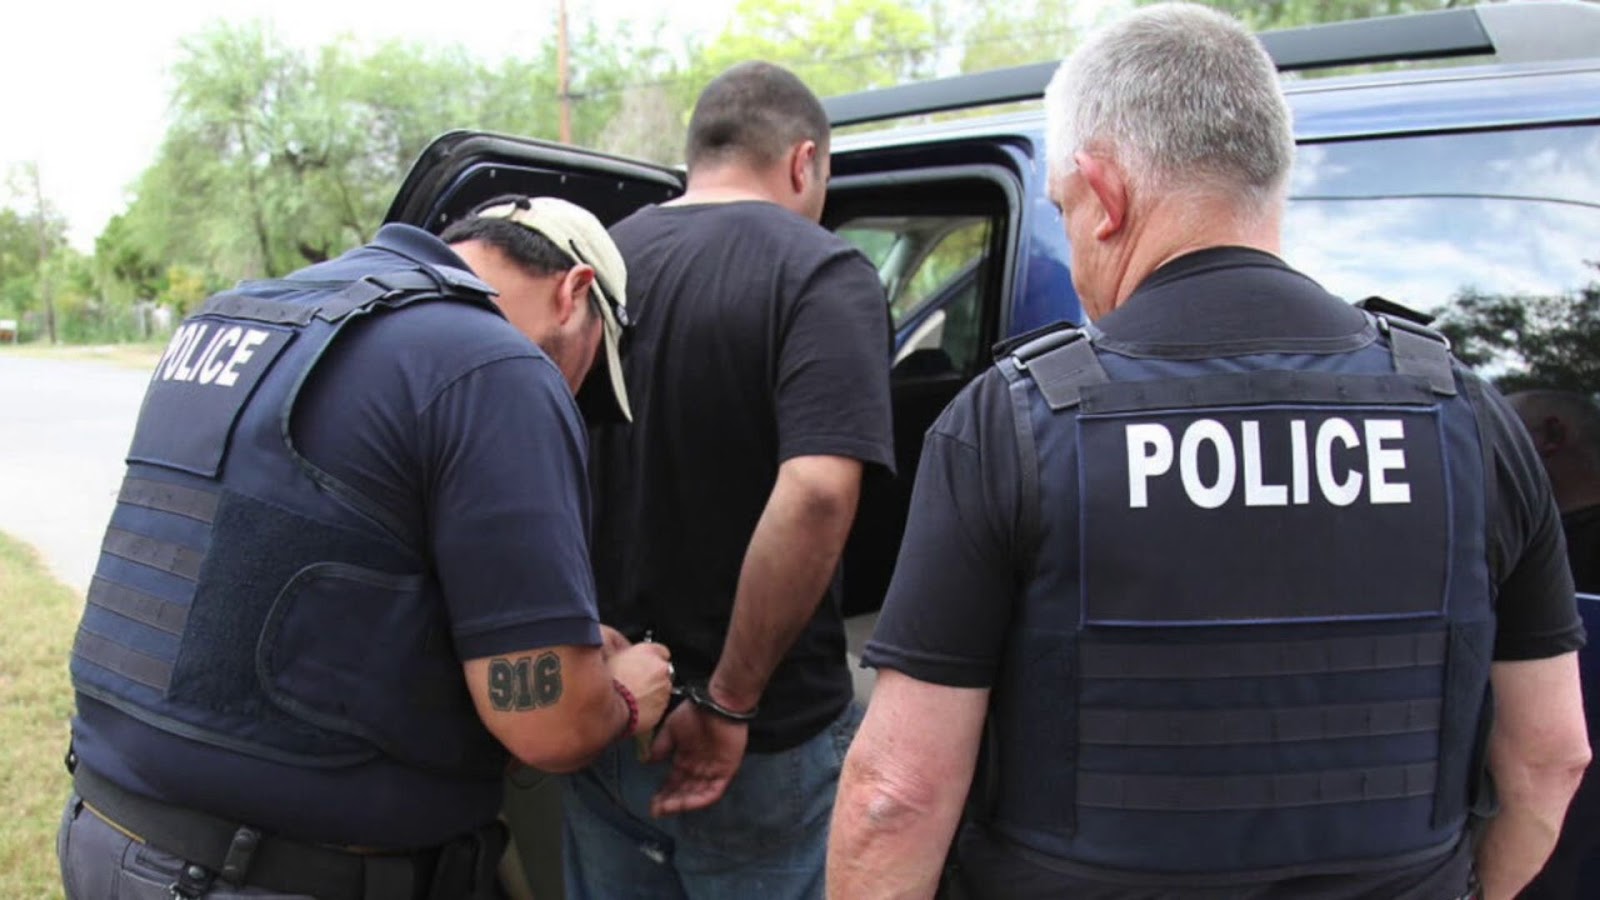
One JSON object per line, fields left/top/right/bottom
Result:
{"left": 1044, "top": 2, "right": 1294, "bottom": 210}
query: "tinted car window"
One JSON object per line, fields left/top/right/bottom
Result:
{"left": 838, "top": 215, "right": 993, "bottom": 374}
{"left": 1283, "top": 124, "right": 1600, "bottom": 393}
{"left": 838, "top": 217, "right": 991, "bottom": 322}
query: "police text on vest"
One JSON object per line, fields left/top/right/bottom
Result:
{"left": 154, "top": 322, "right": 272, "bottom": 388}
{"left": 1126, "top": 417, "right": 1410, "bottom": 508}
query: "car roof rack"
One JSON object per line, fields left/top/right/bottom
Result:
{"left": 824, "top": 1, "right": 1600, "bottom": 128}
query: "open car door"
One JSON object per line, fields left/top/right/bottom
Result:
{"left": 386, "top": 130, "right": 683, "bottom": 231}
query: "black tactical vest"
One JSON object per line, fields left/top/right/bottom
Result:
{"left": 70, "top": 260, "right": 509, "bottom": 780}
{"left": 963, "top": 312, "right": 1496, "bottom": 888}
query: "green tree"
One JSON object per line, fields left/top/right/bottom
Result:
{"left": 695, "top": 0, "right": 940, "bottom": 99}
{"left": 955, "top": 0, "right": 1085, "bottom": 74}
{"left": 94, "top": 214, "right": 164, "bottom": 307}
{"left": 115, "top": 19, "right": 653, "bottom": 285}
{"left": 1434, "top": 269, "right": 1600, "bottom": 394}
{"left": 1172, "top": 0, "right": 1465, "bottom": 30}
{"left": 0, "top": 168, "right": 69, "bottom": 341}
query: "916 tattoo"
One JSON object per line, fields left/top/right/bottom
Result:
{"left": 487, "top": 652, "right": 564, "bottom": 711}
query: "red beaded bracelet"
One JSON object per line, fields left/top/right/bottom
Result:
{"left": 612, "top": 679, "right": 639, "bottom": 741}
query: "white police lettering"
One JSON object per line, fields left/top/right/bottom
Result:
{"left": 156, "top": 322, "right": 200, "bottom": 381}
{"left": 216, "top": 329, "right": 269, "bottom": 387}
{"left": 1125, "top": 417, "right": 1411, "bottom": 508}
{"left": 1290, "top": 420, "right": 1310, "bottom": 505}
{"left": 1126, "top": 423, "right": 1173, "bottom": 509}
{"left": 1365, "top": 419, "right": 1412, "bottom": 504}
{"left": 1179, "top": 419, "right": 1236, "bottom": 510}
{"left": 1315, "top": 419, "right": 1362, "bottom": 507}
{"left": 1241, "top": 420, "right": 1287, "bottom": 507}
{"left": 152, "top": 323, "right": 270, "bottom": 388}
{"left": 198, "top": 327, "right": 243, "bottom": 384}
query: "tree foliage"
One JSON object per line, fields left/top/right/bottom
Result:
{"left": 0, "top": 168, "right": 69, "bottom": 338}
{"left": 3, "top": 0, "right": 1507, "bottom": 345}
{"left": 1176, "top": 0, "right": 1462, "bottom": 31}
{"left": 1434, "top": 267, "right": 1600, "bottom": 394}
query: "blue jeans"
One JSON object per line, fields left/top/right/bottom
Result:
{"left": 562, "top": 703, "right": 861, "bottom": 900}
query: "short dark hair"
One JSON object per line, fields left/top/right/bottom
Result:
{"left": 1510, "top": 389, "right": 1600, "bottom": 461}
{"left": 685, "top": 61, "right": 830, "bottom": 174}
{"left": 440, "top": 195, "right": 575, "bottom": 277}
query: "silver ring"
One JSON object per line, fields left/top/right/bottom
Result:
{"left": 667, "top": 663, "right": 675, "bottom": 680}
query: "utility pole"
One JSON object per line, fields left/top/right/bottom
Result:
{"left": 557, "top": 0, "right": 573, "bottom": 144}
{"left": 26, "top": 163, "right": 56, "bottom": 345}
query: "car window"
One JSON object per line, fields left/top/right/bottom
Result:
{"left": 838, "top": 217, "right": 991, "bottom": 321}
{"left": 841, "top": 227, "right": 897, "bottom": 271}
{"left": 1283, "top": 123, "right": 1600, "bottom": 394}
{"left": 837, "top": 215, "right": 993, "bottom": 375}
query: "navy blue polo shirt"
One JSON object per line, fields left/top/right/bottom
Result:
{"left": 73, "top": 224, "right": 601, "bottom": 847}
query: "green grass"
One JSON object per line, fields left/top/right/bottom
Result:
{"left": 0, "top": 341, "right": 165, "bottom": 371}
{"left": 0, "top": 533, "right": 76, "bottom": 900}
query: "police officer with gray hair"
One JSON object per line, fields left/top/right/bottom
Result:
{"left": 829, "top": 4, "right": 1588, "bottom": 899}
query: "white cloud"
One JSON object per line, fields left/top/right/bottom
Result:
{"left": 1283, "top": 124, "right": 1600, "bottom": 314}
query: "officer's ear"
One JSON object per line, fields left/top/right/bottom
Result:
{"left": 555, "top": 265, "right": 597, "bottom": 327}
{"left": 1538, "top": 415, "right": 1569, "bottom": 455}
{"left": 1076, "top": 151, "right": 1128, "bottom": 241}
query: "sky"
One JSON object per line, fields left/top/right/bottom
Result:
{"left": 0, "top": 0, "right": 737, "bottom": 249}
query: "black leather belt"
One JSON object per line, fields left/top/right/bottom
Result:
{"left": 73, "top": 764, "right": 504, "bottom": 900}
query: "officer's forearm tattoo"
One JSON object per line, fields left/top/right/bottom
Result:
{"left": 487, "top": 652, "right": 563, "bottom": 711}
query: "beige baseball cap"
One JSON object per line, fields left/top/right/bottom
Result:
{"left": 472, "top": 196, "right": 632, "bottom": 423}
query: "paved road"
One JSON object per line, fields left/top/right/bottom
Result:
{"left": 0, "top": 355, "right": 148, "bottom": 594}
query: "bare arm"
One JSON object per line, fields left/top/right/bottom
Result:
{"left": 828, "top": 670, "right": 989, "bottom": 899}
{"left": 465, "top": 641, "right": 671, "bottom": 774}
{"left": 1477, "top": 652, "right": 1591, "bottom": 900}
{"left": 710, "top": 453, "right": 863, "bottom": 710}
{"left": 646, "top": 454, "right": 864, "bottom": 816}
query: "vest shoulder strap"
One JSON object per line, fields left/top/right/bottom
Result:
{"left": 197, "top": 264, "right": 497, "bottom": 326}
{"left": 1375, "top": 312, "right": 1458, "bottom": 397}
{"left": 1355, "top": 294, "right": 1436, "bottom": 328}
{"left": 1000, "top": 324, "right": 1109, "bottom": 412}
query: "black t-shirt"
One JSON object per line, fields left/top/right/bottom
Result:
{"left": 865, "top": 246, "right": 1583, "bottom": 897}
{"left": 592, "top": 201, "right": 894, "bottom": 752}
{"left": 75, "top": 225, "right": 604, "bottom": 848}
{"left": 1563, "top": 505, "right": 1600, "bottom": 594}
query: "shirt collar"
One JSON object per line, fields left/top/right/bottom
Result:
{"left": 1093, "top": 245, "right": 1367, "bottom": 347}
{"left": 367, "top": 223, "right": 472, "bottom": 271}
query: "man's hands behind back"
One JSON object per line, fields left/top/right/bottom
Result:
{"left": 647, "top": 696, "right": 750, "bottom": 818}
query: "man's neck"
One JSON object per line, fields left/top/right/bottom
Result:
{"left": 1107, "top": 196, "right": 1282, "bottom": 309}
{"left": 1550, "top": 467, "right": 1600, "bottom": 515}
{"left": 669, "top": 167, "right": 785, "bottom": 209}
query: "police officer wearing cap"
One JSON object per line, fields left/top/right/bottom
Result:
{"left": 58, "top": 194, "right": 674, "bottom": 900}
{"left": 829, "top": 5, "right": 1589, "bottom": 899}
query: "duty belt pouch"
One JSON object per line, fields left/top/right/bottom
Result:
{"left": 426, "top": 821, "right": 507, "bottom": 900}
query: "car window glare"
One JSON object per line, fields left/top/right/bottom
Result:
{"left": 1284, "top": 124, "right": 1600, "bottom": 393}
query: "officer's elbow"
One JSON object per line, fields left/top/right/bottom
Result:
{"left": 1531, "top": 739, "right": 1592, "bottom": 790}
{"left": 504, "top": 728, "right": 606, "bottom": 774}
{"left": 838, "top": 745, "right": 943, "bottom": 835}
{"left": 496, "top": 701, "right": 618, "bottom": 774}
{"left": 1495, "top": 731, "right": 1591, "bottom": 807}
